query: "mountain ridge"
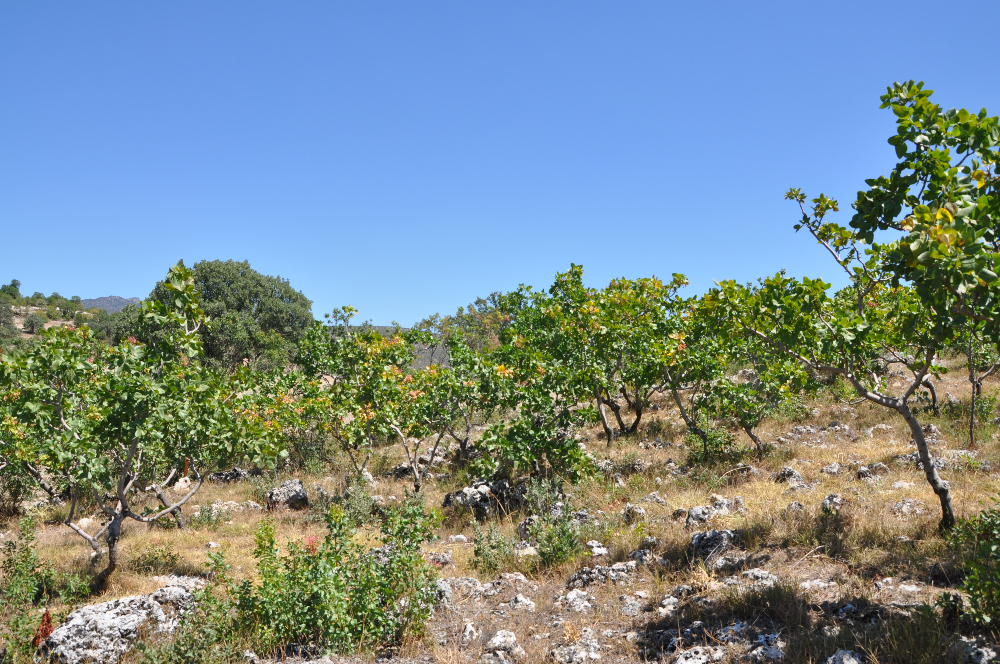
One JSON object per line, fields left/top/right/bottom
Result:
{"left": 80, "top": 296, "right": 141, "bottom": 313}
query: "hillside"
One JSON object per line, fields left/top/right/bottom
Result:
{"left": 79, "top": 295, "right": 141, "bottom": 313}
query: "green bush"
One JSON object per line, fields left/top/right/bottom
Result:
{"left": 472, "top": 521, "right": 514, "bottom": 576}
{"left": 949, "top": 496, "right": 1000, "bottom": 624}
{"left": 128, "top": 545, "right": 180, "bottom": 575}
{"left": 149, "top": 499, "right": 437, "bottom": 660}
{"left": 23, "top": 313, "right": 46, "bottom": 334}
{"left": 524, "top": 479, "right": 581, "bottom": 568}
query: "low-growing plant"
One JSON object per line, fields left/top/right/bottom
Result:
{"left": 948, "top": 496, "right": 1000, "bottom": 624}
{"left": 147, "top": 499, "right": 438, "bottom": 660}
{"left": 523, "top": 478, "right": 582, "bottom": 568}
{"left": 472, "top": 521, "right": 514, "bottom": 576}
{"left": 128, "top": 545, "right": 180, "bottom": 575}
{"left": 188, "top": 504, "right": 229, "bottom": 531}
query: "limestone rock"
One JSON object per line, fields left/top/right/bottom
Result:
{"left": 266, "top": 479, "right": 308, "bottom": 510}
{"left": 826, "top": 650, "right": 863, "bottom": 664}
{"left": 35, "top": 586, "right": 193, "bottom": 663}
{"left": 550, "top": 627, "right": 601, "bottom": 663}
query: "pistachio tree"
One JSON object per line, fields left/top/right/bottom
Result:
{"left": 297, "top": 309, "right": 452, "bottom": 491}
{"left": 0, "top": 263, "right": 290, "bottom": 589}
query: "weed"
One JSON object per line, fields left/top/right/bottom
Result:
{"left": 472, "top": 521, "right": 514, "bottom": 576}
{"left": 127, "top": 545, "right": 180, "bottom": 575}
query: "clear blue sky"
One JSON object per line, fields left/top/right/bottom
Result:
{"left": 3, "top": 2, "right": 999, "bottom": 324}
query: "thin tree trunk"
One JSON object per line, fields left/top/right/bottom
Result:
{"left": 899, "top": 403, "right": 955, "bottom": 530}
{"left": 92, "top": 514, "right": 123, "bottom": 591}
{"left": 668, "top": 383, "right": 709, "bottom": 456}
{"left": 743, "top": 425, "right": 765, "bottom": 453}
{"left": 970, "top": 334, "right": 977, "bottom": 448}
{"left": 595, "top": 386, "right": 615, "bottom": 446}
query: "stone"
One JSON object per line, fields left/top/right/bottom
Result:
{"left": 826, "top": 650, "right": 863, "bottom": 664}
{"left": 509, "top": 594, "right": 535, "bottom": 612}
{"left": 550, "top": 627, "right": 601, "bottom": 663}
{"left": 671, "top": 507, "right": 689, "bottom": 520}
{"left": 461, "top": 622, "right": 480, "bottom": 646}
{"left": 893, "top": 498, "right": 926, "bottom": 517}
{"left": 482, "top": 630, "right": 525, "bottom": 661}
{"left": 206, "top": 541, "right": 219, "bottom": 549}
{"left": 586, "top": 540, "right": 608, "bottom": 557}
{"left": 208, "top": 467, "right": 253, "bottom": 483}
{"left": 427, "top": 550, "right": 453, "bottom": 567}
{"left": 266, "top": 479, "right": 308, "bottom": 510}
{"left": 821, "top": 494, "right": 844, "bottom": 511}
{"left": 800, "top": 579, "right": 837, "bottom": 591}
{"left": 172, "top": 477, "right": 193, "bottom": 492}
{"left": 870, "top": 462, "right": 890, "bottom": 475}
{"left": 629, "top": 549, "right": 660, "bottom": 565}
{"left": 673, "top": 646, "right": 726, "bottom": 663}
{"left": 516, "top": 515, "right": 540, "bottom": 540}
{"left": 77, "top": 518, "right": 98, "bottom": 533}
{"left": 657, "top": 595, "right": 680, "bottom": 618}
{"left": 564, "top": 589, "right": 592, "bottom": 612}
{"left": 622, "top": 502, "right": 647, "bottom": 524}
{"left": 685, "top": 505, "right": 716, "bottom": 526}
{"left": 443, "top": 479, "right": 503, "bottom": 519}
{"left": 35, "top": 586, "right": 193, "bottom": 663}
{"left": 642, "top": 491, "right": 667, "bottom": 505}
{"left": 449, "top": 534, "right": 468, "bottom": 543}
{"left": 688, "top": 529, "right": 740, "bottom": 561}
{"left": 748, "top": 633, "right": 786, "bottom": 661}
{"left": 619, "top": 594, "right": 642, "bottom": 616}
{"left": 565, "top": 561, "right": 637, "bottom": 588}
{"left": 514, "top": 545, "right": 538, "bottom": 557}
{"left": 785, "top": 501, "right": 804, "bottom": 512}
{"left": 821, "top": 463, "right": 841, "bottom": 475}
{"left": 435, "top": 579, "right": 452, "bottom": 606}
{"left": 892, "top": 481, "right": 915, "bottom": 489}
{"left": 772, "top": 467, "right": 805, "bottom": 485}
{"left": 742, "top": 568, "right": 778, "bottom": 587}
{"left": 856, "top": 466, "right": 874, "bottom": 480}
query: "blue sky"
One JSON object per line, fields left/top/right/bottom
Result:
{"left": 3, "top": 2, "right": 999, "bottom": 324}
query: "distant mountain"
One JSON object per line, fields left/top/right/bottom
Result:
{"left": 80, "top": 296, "right": 141, "bottom": 313}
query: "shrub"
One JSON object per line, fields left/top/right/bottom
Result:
{"left": 472, "top": 521, "right": 514, "bottom": 576}
{"left": 23, "top": 313, "right": 46, "bottom": 334}
{"left": 150, "top": 499, "right": 438, "bottom": 660}
{"left": 128, "top": 545, "right": 180, "bottom": 575}
{"left": 949, "top": 496, "right": 1000, "bottom": 624}
{"left": 189, "top": 504, "right": 229, "bottom": 531}
{"left": 524, "top": 479, "right": 581, "bottom": 568}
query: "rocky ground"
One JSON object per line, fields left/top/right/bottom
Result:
{"left": 6, "top": 358, "right": 1000, "bottom": 663}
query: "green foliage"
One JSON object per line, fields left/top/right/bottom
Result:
{"left": 472, "top": 521, "right": 514, "bottom": 576}
{"left": 0, "top": 280, "right": 21, "bottom": 302}
{"left": 524, "top": 479, "right": 581, "bottom": 568}
{"left": 151, "top": 260, "right": 313, "bottom": 372}
{"left": 0, "top": 262, "right": 295, "bottom": 589}
{"left": 189, "top": 504, "right": 229, "bottom": 531}
{"left": 949, "top": 496, "right": 1000, "bottom": 624}
{"left": 23, "top": 313, "right": 46, "bottom": 334}
{"left": 0, "top": 304, "right": 17, "bottom": 341}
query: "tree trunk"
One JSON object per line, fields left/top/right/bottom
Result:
{"left": 743, "top": 425, "right": 765, "bottom": 453}
{"left": 91, "top": 514, "right": 123, "bottom": 591}
{"left": 595, "top": 386, "right": 615, "bottom": 446}
{"left": 668, "top": 384, "right": 709, "bottom": 456}
{"left": 899, "top": 403, "right": 955, "bottom": 530}
{"left": 970, "top": 335, "right": 977, "bottom": 448}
